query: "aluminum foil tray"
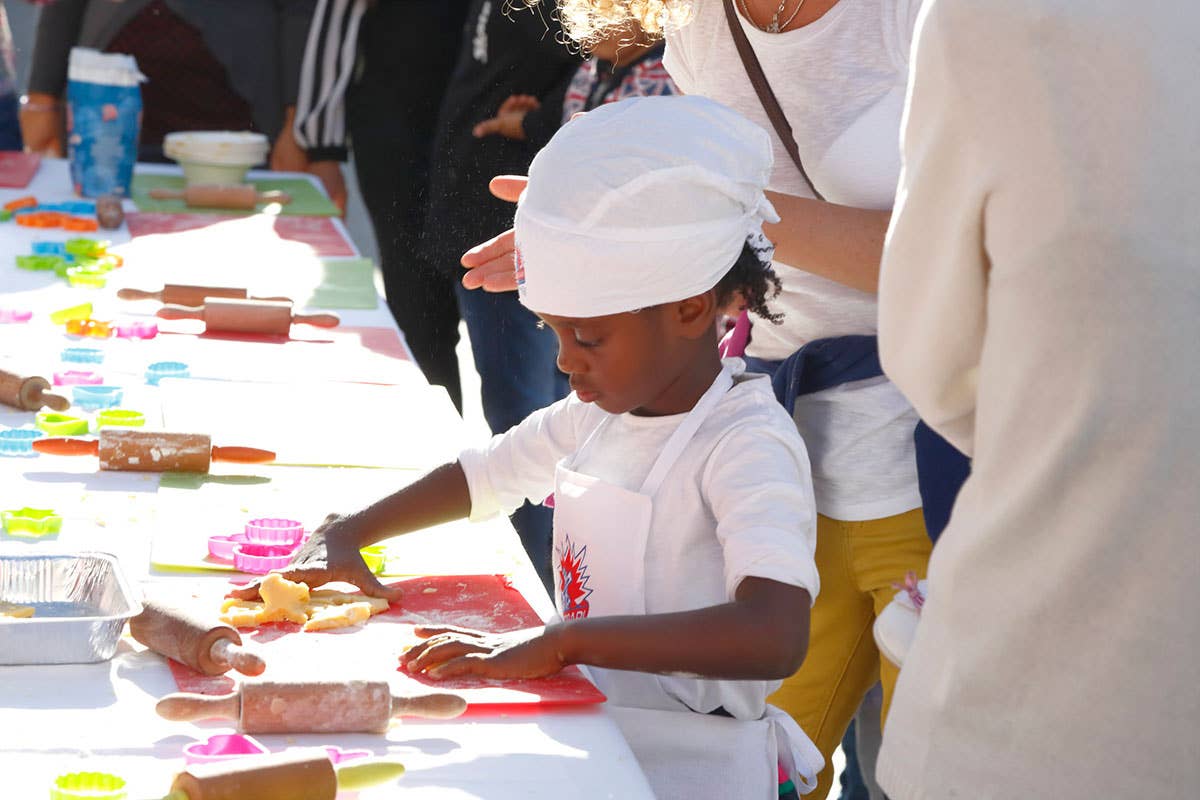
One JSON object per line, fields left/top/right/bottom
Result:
{"left": 0, "top": 552, "right": 142, "bottom": 664}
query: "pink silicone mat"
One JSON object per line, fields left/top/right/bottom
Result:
{"left": 167, "top": 574, "right": 606, "bottom": 710}
{"left": 125, "top": 212, "right": 356, "bottom": 256}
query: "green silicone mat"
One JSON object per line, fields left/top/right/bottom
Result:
{"left": 130, "top": 174, "right": 340, "bottom": 217}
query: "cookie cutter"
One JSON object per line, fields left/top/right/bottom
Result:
{"left": 146, "top": 361, "right": 189, "bottom": 385}
{"left": 244, "top": 518, "right": 304, "bottom": 546}
{"left": 64, "top": 238, "right": 110, "bottom": 258}
{"left": 61, "top": 346, "right": 104, "bottom": 364}
{"left": 96, "top": 409, "right": 145, "bottom": 428}
{"left": 15, "top": 254, "right": 61, "bottom": 271}
{"left": 360, "top": 545, "right": 387, "bottom": 575}
{"left": 115, "top": 320, "right": 158, "bottom": 339}
{"left": 63, "top": 216, "right": 99, "bottom": 232}
{"left": 49, "top": 771, "right": 127, "bottom": 800}
{"left": 65, "top": 318, "right": 113, "bottom": 338}
{"left": 0, "top": 428, "right": 44, "bottom": 456}
{"left": 207, "top": 532, "right": 250, "bottom": 562}
{"left": 42, "top": 200, "right": 96, "bottom": 215}
{"left": 0, "top": 308, "right": 32, "bottom": 324}
{"left": 72, "top": 385, "right": 124, "bottom": 411}
{"left": 32, "top": 241, "right": 67, "bottom": 255}
{"left": 50, "top": 302, "right": 94, "bottom": 324}
{"left": 35, "top": 412, "right": 90, "bottom": 436}
{"left": 232, "top": 542, "right": 299, "bottom": 574}
{"left": 2, "top": 195, "right": 36, "bottom": 212}
{"left": 2, "top": 507, "right": 63, "bottom": 538}
{"left": 53, "top": 370, "right": 103, "bottom": 386}
{"left": 182, "top": 733, "right": 269, "bottom": 764}
{"left": 66, "top": 266, "right": 108, "bottom": 289}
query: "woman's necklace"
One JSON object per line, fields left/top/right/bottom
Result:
{"left": 739, "top": 0, "right": 808, "bottom": 33}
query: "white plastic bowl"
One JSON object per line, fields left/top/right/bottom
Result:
{"left": 163, "top": 131, "right": 270, "bottom": 187}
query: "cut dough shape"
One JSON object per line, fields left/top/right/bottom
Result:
{"left": 219, "top": 575, "right": 389, "bottom": 631}
{"left": 0, "top": 601, "right": 35, "bottom": 619}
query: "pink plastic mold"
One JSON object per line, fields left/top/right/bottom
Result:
{"left": 183, "top": 734, "right": 268, "bottom": 765}
{"left": 243, "top": 517, "right": 304, "bottom": 546}
{"left": 232, "top": 542, "right": 298, "bottom": 574}
{"left": 53, "top": 370, "right": 103, "bottom": 386}
{"left": 115, "top": 320, "right": 158, "bottom": 339}
{"left": 207, "top": 532, "right": 250, "bottom": 562}
{"left": 0, "top": 308, "right": 32, "bottom": 324}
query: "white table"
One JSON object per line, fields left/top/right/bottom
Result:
{"left": 0, "top": 160, "right": 653, "bottom": 799}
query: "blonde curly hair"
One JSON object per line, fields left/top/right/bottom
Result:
{"left": 518, "top": 1, "right": 695, "bottom": 48}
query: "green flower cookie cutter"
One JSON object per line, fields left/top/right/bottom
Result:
{"left": 50, "top": 771, "right": 127, "bottom": 800}
{"left": 96, "top": 409, "right": 145, "bottom": 428}
{"left": 2, "top": 507, "right": 63, "bottom": 538}
{"left": 360, "top": 544, "right": 388, "bottom": 575}
{"left": 35, "top": 411, "right": 89, "bottom": 436}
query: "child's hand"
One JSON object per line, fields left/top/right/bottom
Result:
{"left": 472, "top": 94, "right": 541, "bottom": 140}
{"left": 401, "top": 624, "right": 565, "bottom": 680}
{"left": 226, "top": 513, "right": 402, "bottom": 603}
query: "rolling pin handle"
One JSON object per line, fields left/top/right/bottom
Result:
{"left": 117, "top": 287, "right": 161, "bottom": 301}
{"left": 210, "top": 446, "right": 276, "bottom": 464}
{"left": 32, "top": 437, "right": 101, "bottom": 456}
{"left": 40, "top": 391, "right": 71, "bottom": 412}
{"left": 156, "top": 304, "right": 206, "bottom": 321}
{"left": 209, "top": 638, "right": 266, "bottom": 677}
{"left": 291, "top": 312, "right": 341, "bottom": 329}
{"left": 156, "top": 691, "right": 240, "bottom": 723}
{"left": 389, "top": 692, "right": 468, "bottom": 720}
{"left": 258, "top": 190, "right": 293, "bottom": 205}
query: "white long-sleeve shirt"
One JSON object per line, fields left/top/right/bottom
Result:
{"left": 877, "top": 0, "right": 1200, "bottom": 797}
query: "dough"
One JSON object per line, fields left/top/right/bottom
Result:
{"left": 219, "top": 575, "right": 389, "bottom": 631}
{"left": 0, "top": 601, "right": 35, "bottom": 619}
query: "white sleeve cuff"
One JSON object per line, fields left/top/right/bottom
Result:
{"left": 458, "top": 447, "right": 503, "bottom": 523}
{"left": 723, "top": 528, "right": 820, "bottom": 606}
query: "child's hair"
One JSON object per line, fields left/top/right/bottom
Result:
{"left": 518, "top": 1, "right": 692, "bottom": 49}
{"left": 714, "top": 239, "right": 783, "bottom": 324}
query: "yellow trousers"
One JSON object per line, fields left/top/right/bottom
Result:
{"left": 769, "top": 508, "right": 932, "bottom": 799}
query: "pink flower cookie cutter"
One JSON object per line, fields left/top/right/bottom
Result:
{"left": 243, "top": 517, "right": 304, "bottom": 546}
{"left": 0, "top": 308, "right": 32, "bottom": 324}
{"left": 53, "top": 370, "right": 103, "bottom": 386}
{"left": 115, "top": 319, "right": 158, "bottom": 339}
{"left": 207, "top": 532, "right": 250, "bottom": 562}
{"left": 232, "top": 542, "right": 299, "bottom": 574}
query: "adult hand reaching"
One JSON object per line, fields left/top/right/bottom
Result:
{"left": 459, "top": 175, "right": 527, "bottom": 292}
{"left": 226, "top": 513, "right": 403, "bottom": 602}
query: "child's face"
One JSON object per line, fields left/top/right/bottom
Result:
{"left": 539, "top": 307, "right": 689, "bottom": 416}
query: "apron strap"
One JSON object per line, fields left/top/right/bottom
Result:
{"left": 639, "top": 365, "right": 735, "bottom": 497}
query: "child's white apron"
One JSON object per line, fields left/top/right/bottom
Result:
{"left": 551, "top": 364, "right": 823, "bottom": 798}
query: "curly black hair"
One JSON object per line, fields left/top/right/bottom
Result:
{"left": 713, "top": 239, "right": 784, "bottom": 325}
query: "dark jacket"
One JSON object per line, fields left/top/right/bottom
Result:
{"left": 27, "top": 0, "right": 314, "bottom": 141}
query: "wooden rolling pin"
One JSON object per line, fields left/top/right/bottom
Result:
{"left": 0, "top": 368, "right": 70, "bottom": 412}
{"left": 156, "top": 679, "right": 467, "bottom": 733}
{"left": 157, "top": 298, "right": 340, "bottom": 336}
{"left": 148, "top": 185, "right": 292, "bottom": 210}
{"left": 119, "top": 285, "right": 293, "bottom": 307}
{"left": 130, "top": 597, "right": 265, "bottom": 677}
{"left": 32, "top": 429, "right": 275, "bottom": 472}
{"left": 162, "top": 750, "right": 404, "bottom": 800}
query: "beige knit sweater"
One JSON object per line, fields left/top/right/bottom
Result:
{"left": 876, "top": 0, "right": 1200, "bottom": 797}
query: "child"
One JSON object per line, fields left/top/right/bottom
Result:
{"left": 235, "top": 96, "right": 823, "bottom": 799}
{"left": 472, "top": 24, "right": 676, "bottom": 142}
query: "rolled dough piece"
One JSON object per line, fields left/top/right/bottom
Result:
{"left": 219, "top": 576, "right": 389, "bottom": 631}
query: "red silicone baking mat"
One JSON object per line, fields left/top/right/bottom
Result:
{"left": 167, "top": 575, "right": 606, "bottom": 710}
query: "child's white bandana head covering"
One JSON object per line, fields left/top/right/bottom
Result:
{"left": 514, "top": 95, "right": 778, "bottom": 318}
